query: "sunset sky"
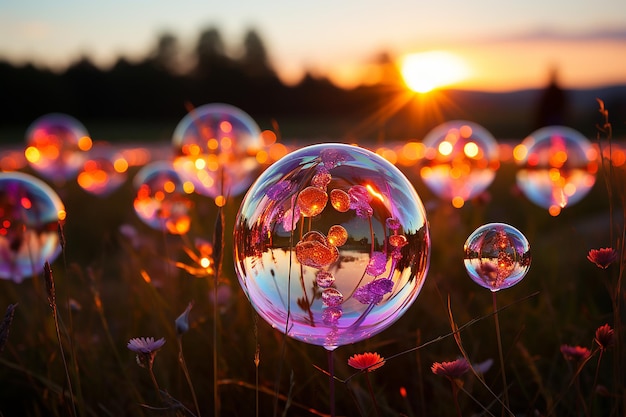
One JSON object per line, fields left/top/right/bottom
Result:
{"left": 1, "top": 0, "right": 626, "bottom": 92}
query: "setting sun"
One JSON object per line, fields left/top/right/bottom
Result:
{"left": 400, "top": 51, "right": 470, "bottom": 93}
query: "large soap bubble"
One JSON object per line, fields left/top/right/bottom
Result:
{"left": 172, "top": 103, "right": 263, "bottom": 200}
{"left": 420, "top": 120, "right": 499, "bottom": 207}
{"left": 234, "top": 143, "right": 430, "bottom": 350}
{"left": 24, "top": 113, "right": 92, "bottom": 184}
{"left": 0, "top": 172, "right": 66, "bottom": 282}
{"left": 464, "top": 223, "right": 531, "bottom": 292}
{"left": 515, "top": 126, "right": 597, "bottom": 215}
{"left": 133, "top": 161, "right": 193, "bottom": 235}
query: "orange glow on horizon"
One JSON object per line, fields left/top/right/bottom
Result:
{"left": 400, "top": 51, "right": 471, "bottom": 93}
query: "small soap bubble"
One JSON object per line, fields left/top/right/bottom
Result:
{"left": 133, "top": 161, "right": 193, "bottom": 235}
{"left": 515, "top": 126, "right": 597, "bottom": 213}
{"left": 25, "top": 113, "right": 91, "bottom": 184}
{"left": 172, "top": 103, "right": 262, "bottom": 198}
{"left": 464, "top": 223, "right": 531, "bottom": 291}
{"left": 420, "top": 120, "right": 499, "bottom": 207}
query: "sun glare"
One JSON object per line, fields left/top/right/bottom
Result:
{"left": 401, "top": 51, "right": 470, "bottom": 93}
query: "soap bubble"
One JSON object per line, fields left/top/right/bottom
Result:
{"left": 515, "top": 126, "right": 597, "bottom": 214}
{"left": 77, "top": 145, "right": 128, "bottom": 197}
{"left": 420, "top": 120, "right": 499, "bottom": 207}
{"left": 0, "top": 172, "right": 66, "bottom": 282}
{"left": 234, "top": 143, "right": 430, "bottom": 350}
{"left": 464, "top": 223, "right": 531, "bottom": 292}
{"left": 24, "top": 113, "right": 92, "bottom": 184}
{"left": 172, "top": 103, "right": 262, "bottom": 199}
{"left": 133, "top": 161, "right": 193, "bottom": 235}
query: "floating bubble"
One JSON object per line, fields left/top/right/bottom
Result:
{"left": 0, "top": 172, "right": 65, "bottom": 282}
{"left": 172, "top": 103, "right": 263, "bottom": 199}
{"left": 515, "top": 126, "right": 597, "bottom": 214}
{"left": 464, "top": 223, "right": 531, "bottom": 292}
{"left": 24, "top": 113, "right": 92, "bottom": 184}
{"left": 133, "top": 161, "right": 193, "bottom": 235}
{"left": 420, "top": 120, "right": 499, "bottom": 207}
{"left": 234, "top": 143, "right": 430, "bottom": 350}
{"left": 77, "top": 145, "right": 128, "bottom": 197}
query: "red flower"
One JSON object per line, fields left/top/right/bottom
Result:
{"left": 594, "top": 324, "right": 615, "bottom": 351}
{"left": 348, "top": 352, "right": 385, "bottom": 372}
{"left": 560, "top": 344, "right": 591, "bottom": 362}
{"left": 587, "top": 248, "right": 618, "bottom": 269}
{"left": 431, "top": 358, "right": 471, "bottom": 379}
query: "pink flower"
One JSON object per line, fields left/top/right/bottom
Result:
{"left": 560, "top": 344, "right": 591, "bottom": 362}
{"left": 431, "top": 358, "right": 471, "bottom": 379}
{"left": 348, "top": 352, "right": 385, "bottom": 372}
{"left": 587, "top": 248, "right": 618, "bottom": 269}
{"left": 594, "top": 324, "right": 615, "bottom": 351}
{"left": 128, "top": 337, "right": 166, "bottom": 369}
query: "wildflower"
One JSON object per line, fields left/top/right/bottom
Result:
{"left": 431, "top": 358, "right": 471, "bottom": 380}
{"left": 128, "top": 337, "right": 166, "bottom": 369}
{"left": 175, "top": 302, "right": 194, "bottom": 335}
{"left": 594, "top": 323, "right": 615, "bottom": 351}
{"left": 587, "top": 248, "right": 618, "bottom": 269}
{"left": 348, "top": 352, "right": 385, "bottom": 372}
{"left": 560, "top": 344, "right": 591, "bottom": 362}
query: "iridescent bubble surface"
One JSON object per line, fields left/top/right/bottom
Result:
{"left": 172, "top": 103, "right": 262, "bottom": 199}
{"left": 24, "top": 113, "right": 92, "bottom": 184}
{"left": 133, "top": 161, "right": 193, "bottom": 235}
{"left": 77, "top": 145, "right": 128, "bottom": 197}
{"left": 464, "top": 223, "right": 531, "bottom": 292}
{"left": 234, "top": 143, "right": 430, "bottom": 350}
{"left": 420, "top": 120, "right": 499, "bottom": 207}
{"left": 0, "top": 172, "right": 65, "bottom": 282}
{"left": 516, "top": 126, "right": 597, "bottom": 213}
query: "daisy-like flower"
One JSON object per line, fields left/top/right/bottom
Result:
{"left": 431, "top": 358, "right": 471, "bottom": 380}
{"left": 128, "top": 337, "right": 166, "bottom": 369}
{"left": 587, "top": 248, "right": 618, "bottom": 269}
{"left": 348, "top": 352, "right": 385, "bottom": 372}
{"left": 560, "top": 344, "right": 591, "bottom": 362}
{"left": 594, "top": 323, "right": 615, "bottom": 351}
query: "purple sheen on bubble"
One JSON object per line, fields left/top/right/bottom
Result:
{"left": 464, "top": 222, "right": 531, "bottom": 292}
{"left": 267, "top": 180, "right": 293, "bottom": 200}
{"left": 322, "top": 307, "right": 343, "bottom": 325}
{"left": 321, "top": 288, "right": 344, "bottom": 307}
{"left": 234, "top": 143, "right": 430, "bottom": 349}
{"left": 386, "top": 217, "right": 401, "bottom": 231}
{"left": 0, "top": 172, "right": 65, "bottom": 282}
{"left": 353, "top": 279, "right": 394, "bottom": 305}
{"left": 316, "top": 270, "right": 335, "bottom": 288}
{"left": 366, "top": 251, "right": 388, "bottom": 276}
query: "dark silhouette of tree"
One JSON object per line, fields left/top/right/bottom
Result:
{"left": 149, "top": 32, "right": 182, "bottom": 75}
{"left": 194, "top": 27, "right": 231, "bottom": 79}
{"left": 239, "top": 29, "right": 274, "bottom": 79}
{"left": 533, "top": 66, "right": 568, "bottom": 129}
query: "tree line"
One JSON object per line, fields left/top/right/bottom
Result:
{"left": 0, "top": 27, "right": 400, "bottom": 131}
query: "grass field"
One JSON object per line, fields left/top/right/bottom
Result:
{"left": 0, "top": 120, "right": 625, "bottom": 417}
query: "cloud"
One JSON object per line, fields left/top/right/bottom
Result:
{"left": 501, "top": 27, "right": 626, "bottom": 43}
